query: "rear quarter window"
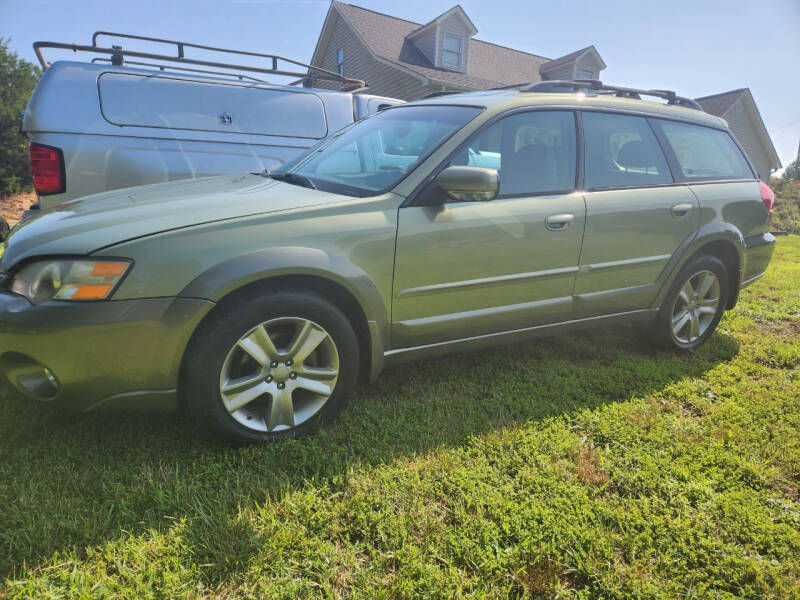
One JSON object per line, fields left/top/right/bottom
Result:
{"left": 656, "top": 120, "right": 753, "bottom": 181}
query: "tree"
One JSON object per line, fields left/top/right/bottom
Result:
{"left": 0, "top": 38, "right": 41, "bottom": 197}
{"left": 783, "top": 157, "right": 800, "bottom": 181}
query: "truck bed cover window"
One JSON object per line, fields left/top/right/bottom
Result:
{"left": 98, "top": 73, "right": 328, "bottom": 139}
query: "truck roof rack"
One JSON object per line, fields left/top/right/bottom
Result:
{"left": 33, "top": 31, "right": 366, "bottom": 91}
{"left": 516, "top": 80, "right": 704, "bottom": 111}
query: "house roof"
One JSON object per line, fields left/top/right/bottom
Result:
{"left": 540, "top": 45, "right": 607, "bottom": 73}
{"left": 694, "top": 88, "right": 747, "bottom": 117}
{"left": 330, "top": 1, "right": 555, "bottom": 89}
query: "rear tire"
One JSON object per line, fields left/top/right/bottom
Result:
{"left": 647, "top": 255, "right": 729, "bottom": 350}
{"left": 182, "top": 288, "right": 359, "bottom": 443}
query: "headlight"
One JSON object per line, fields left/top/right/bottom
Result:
{"left": 10, "top": 259, "right": 131, "bottom": 304}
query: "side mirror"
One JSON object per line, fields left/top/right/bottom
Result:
{"left": 436, "top": 166, "right": 499, "bottom": 202}
{"left": 0, "top": 217, "right": 10, "bottom": 243}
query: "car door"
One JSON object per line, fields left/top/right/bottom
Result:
{"left": 391, "top": 110, "right": 586, "bottom": 349}
{"left": 574, "top": 111, "right": 699, "bottom": 316}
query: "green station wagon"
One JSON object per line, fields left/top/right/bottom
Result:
{"left": 0, "top": 80, "right": 776, "bottom": 442}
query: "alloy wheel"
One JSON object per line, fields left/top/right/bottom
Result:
{"left": 670, "top": 269, "right": 721, "bottom": 345}
{"left": 219, "top": 317, "right": 339, "bottom": 432}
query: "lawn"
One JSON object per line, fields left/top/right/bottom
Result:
{"left": 1, "top": 237, "right": 799, "bottom": 599}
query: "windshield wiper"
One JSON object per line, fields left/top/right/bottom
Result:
{"left": 263, "top": 170, "right": 317, "bottom": 190}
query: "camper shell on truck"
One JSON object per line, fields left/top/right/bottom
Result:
{"left": 20, "top": 32, "right": 403, "bottom": 214}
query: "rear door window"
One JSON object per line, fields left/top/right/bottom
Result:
{"left": 655, "top": 120, "right": 753, "bottom": 181}
{"left": 582, "top": 112, "right": 672, "bottom": 189}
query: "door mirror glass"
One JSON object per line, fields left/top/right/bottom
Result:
{"left": 436, "top": 166, "right": 499, "bottom": 202}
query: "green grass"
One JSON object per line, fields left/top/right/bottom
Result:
{"left": 2, "top": 238, "right": 799, "bottom": 599}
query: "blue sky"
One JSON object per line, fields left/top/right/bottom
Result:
{"left": 3, "top": 0, "right": 798, "bottom": 171}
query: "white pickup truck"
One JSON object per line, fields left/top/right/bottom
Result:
{"left": 17, "top": 32, "right": 403, "bottom": 219}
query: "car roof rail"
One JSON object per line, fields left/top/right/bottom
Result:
{"left": 422, "top": 90, "right": 461, "bottom": 99}
{"left": 33, "top": 31, "right": 366, "bottom": 91}
{"left": 518, "top": 79, "right": 704, "bottom": 111}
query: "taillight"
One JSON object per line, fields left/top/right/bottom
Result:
{"left": 29, "top": 143, "right": 65, "bottom": 195}
{"left": 759, "top": 181, "right": 775, "bottom": 217}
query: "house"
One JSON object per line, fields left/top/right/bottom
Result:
{"left": 695, "top": 89, "right": 781, "bottom": 181}
{"left": 310, "top": 2, "right": 779, "bottom": 181}
{"left": 309, "top": 2, "right": 606, "bottom": 100}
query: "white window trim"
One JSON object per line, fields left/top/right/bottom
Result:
{"left": 441, "top": 32, "right": 464, "bottom": 70}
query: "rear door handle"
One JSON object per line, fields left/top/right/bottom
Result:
{"left": 545, "top": 213, "right": 575, "bottom": 231}
{"left": 671, "top": 203, "right": 693, "bottom": 218}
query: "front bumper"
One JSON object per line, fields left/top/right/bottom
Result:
{"left": 0, "top": 292, "right": 214, "bottom": 411}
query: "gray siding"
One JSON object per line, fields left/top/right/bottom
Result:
{"left": 724, "top": 98, "right": 772, "bottom": 181}
{"left": 313, "top": 11, "right": 429, "bottom": 101}
{"left": 541, "top": 64, "right": 575, "bottom": 81}
{"left": 574, "top": 56, "right": 598, "bottom": 79}
{"left": 412, "top": 30, "right": 437, "bottom": 65}
{"left": 312, "top": 13, "right": 375, "bottom": 91}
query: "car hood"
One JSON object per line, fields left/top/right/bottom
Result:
{"left": 1, "top": 174, "right": 349, "bottom": 268}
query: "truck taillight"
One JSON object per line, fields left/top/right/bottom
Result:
{"left": 759, "top": 181, "right": 775, "bottom": 217}
{"left": 29, "top": 143, "right": 65, "bottom": 195}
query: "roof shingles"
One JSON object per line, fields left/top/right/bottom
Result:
{"left": 333, "top": 2, "right": 553, "bottom": 88}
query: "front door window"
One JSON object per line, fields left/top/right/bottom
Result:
{"left": 449, "top": 110, "right": 577, "bottom": 196}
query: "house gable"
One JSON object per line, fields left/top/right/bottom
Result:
{"left": 310, "top": 2, "right": 432, "bottom": 99}
{"left": 540, "top": 46, "right": 606, "bottom": 81}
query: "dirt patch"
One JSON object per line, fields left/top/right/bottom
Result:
{"left": 757, "top": 317, "right": 800, "bottom": 338}
{"left": 575, "top": 446, "right": 610, "bottom": 487}
{"left": 0, "top": 192, "right": 36, "bottom": 226}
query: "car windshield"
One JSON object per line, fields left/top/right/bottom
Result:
{"left": 271, "top": 104, "right": 483, "bottom": 197}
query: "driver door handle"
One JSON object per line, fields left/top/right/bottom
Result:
{"left": 545, "top": 213, "right": 575, "bottom": 231}
{"left": 671, "top": 203, "right": 693, "bottom": 218}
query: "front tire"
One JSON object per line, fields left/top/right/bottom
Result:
{"left": 182, "top": 288, "right": 359, "bottom": 443}
{"left": 648, "top": 255, "right": 729, "bottom": 350}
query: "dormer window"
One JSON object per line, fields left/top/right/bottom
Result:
{"left": 442, "top": 33, "right": 463, "bottom": 69}
{"left": 577, "top": 68, "right": 595, "bottom": 80}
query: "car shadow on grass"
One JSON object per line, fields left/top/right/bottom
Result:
{"left": 0, "top": 325, "right": 740, "bottom": 579}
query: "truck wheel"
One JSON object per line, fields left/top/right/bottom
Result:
{"left": 647, "top": 255, "right": 729, "bottom": 350}
{"left": 182, "top": 288, "right": 359, "bottom": 443}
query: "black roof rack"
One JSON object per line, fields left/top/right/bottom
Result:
{"left": 33, "top": 31, "right": 366, "bottom": 91}
{"left": 518, "top": 79, "right": 704, "bottom": 111}
{"left": 89, "top": 57, "right": 269, "bottom": 83}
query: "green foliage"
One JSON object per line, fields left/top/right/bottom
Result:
{"left": 783, "top": 158, "right": 800, "bottom": 181}
{"left": 0, "top": 39, "right": 40, "bottom": 197}
{"left": 2, "top": 237, "right": 800, "bottom": 598}
{"left": 770, "top": 177, "right": 800, "bottom": 234}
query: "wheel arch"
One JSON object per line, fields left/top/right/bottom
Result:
{"left": 688, "top": 239, "right": 741, "bottom": 309}
{"left": 177, "top": 247, "right": 390, "bottom": 385}
{"left": 652, "top": 223, "right": 746, "bottom": 312}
